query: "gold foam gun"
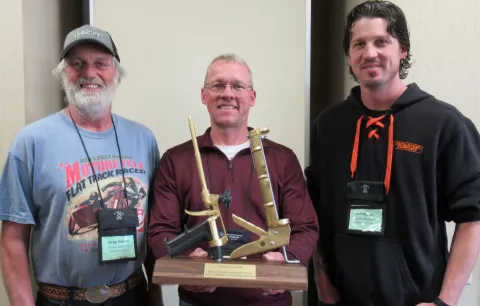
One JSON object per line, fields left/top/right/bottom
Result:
{"left": 164, "top": 117, "right": 230, "bottom": 262}
{"left": 229, "top": 127, "right": 299, "bottom": 263}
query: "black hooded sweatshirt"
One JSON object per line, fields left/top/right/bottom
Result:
{"left": 306, "top": 83, "right": 480, "bottom": 306}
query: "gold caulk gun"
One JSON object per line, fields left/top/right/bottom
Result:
{"left": 229, "top": 128, "right": 299, "bottom": 263}
{"left": 164, "top": 117, "right": 230, "bottom": 262}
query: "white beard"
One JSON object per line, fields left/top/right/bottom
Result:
{"left": 63, "top": 76, "right": 118, "bottom": 120}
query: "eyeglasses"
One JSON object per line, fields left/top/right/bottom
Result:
{"left": 204, "top": 81, "right": 252, "bottom": 94}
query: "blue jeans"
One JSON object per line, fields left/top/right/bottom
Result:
{"left": 179, "top": 300, "right": 193, "bottom": 306}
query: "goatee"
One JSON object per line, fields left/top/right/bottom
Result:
{"left": 62, "top": 76, "right": 118, "bottom": 119}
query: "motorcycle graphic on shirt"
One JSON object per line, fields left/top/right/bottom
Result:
{"left": 67, "top": 176, "right": 147, "bottom": 238}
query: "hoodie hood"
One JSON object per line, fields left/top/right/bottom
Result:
{"left": 347, "top": 83, "right": 432, "bottom": 195}
{"left": 348, "top": 83, "right": 433, "bottom": 114}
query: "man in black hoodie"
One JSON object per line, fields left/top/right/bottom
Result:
{"left": 306, "top": 1, "right": 480, "bottom": 306}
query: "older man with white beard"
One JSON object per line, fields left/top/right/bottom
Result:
{"left": 0, "top": 25, "right": 162, "bottom": 306}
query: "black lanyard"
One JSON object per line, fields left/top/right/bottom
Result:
{"left": 206, "top": 149, "right": 254, "bottom": 220}
{"left": 68, "top": 109, "right": 128, "bottom": 209}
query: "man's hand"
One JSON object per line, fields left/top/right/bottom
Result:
{"left": 261, "top": 252, "right": 286, "bottom": 296}
{"left": 434, "top": 222, "right": 480, "bottom": 306}
{"left": 313, "top": 249, "right": 341, "bottom": 304}
{"left": 416, "top": 303, "right": 436, "bottom": 306}
{"left": 181, "top": 248, "right": 216, "bottom": 293}
{"left": 0, "top": 221, "right": 34, "bottom": 306}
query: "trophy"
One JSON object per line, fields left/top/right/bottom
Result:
{"left": 163, "top": 117, "right": 231, "bottom": 261}
{"left": 229, "top": 127, "right": 299, "bottom": 264}
{"left": 153, "top": 118, "right": 307, "bottom": 291}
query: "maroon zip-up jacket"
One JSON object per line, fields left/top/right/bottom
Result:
{"left": 148, "top": 128, "right": 318, "bottom": 306}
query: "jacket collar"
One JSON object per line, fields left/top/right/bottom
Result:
{"left": 198, "top": 127, "right": 270, "bottom": 148}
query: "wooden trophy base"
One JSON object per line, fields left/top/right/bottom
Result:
{"left": 153, "top": 256, "right": 307, "bottom": 291}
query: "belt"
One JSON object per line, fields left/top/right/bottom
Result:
{"left": 37, "top": 270, "right": 144, "bottom": 303}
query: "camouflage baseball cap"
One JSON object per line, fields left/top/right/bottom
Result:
{"left": 60, "top": 24, "right": 120, "bottom": 62}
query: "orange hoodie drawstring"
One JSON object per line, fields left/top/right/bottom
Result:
{"left": 350, "top": 115, "right": 394, "bottom": 195}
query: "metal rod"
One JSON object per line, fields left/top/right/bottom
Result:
{"left": 282, "top": 246, "right": 300, "bottom": 264}
{"left": 188, "top": 116, "right": 207, "bottom": 192}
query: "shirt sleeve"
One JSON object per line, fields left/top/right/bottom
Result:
{"left": 282, "top": 150, "right": 319, "bottom": 266}
{"left": 439, "top": 117, "right": 480, "bottom": 223}
{"left": 0, "top": 152, "right": 36, "bottom": 225}
{"left": 147, "top": 150, "right": 182, "bottom": 259}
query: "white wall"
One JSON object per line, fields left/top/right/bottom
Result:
{"left": 93, "top": 0, "right": 308, "bottom": 168}
{"left": 0, "top": 1, "right": 25, "bottom": 304}
{"left": 93, "top": 1, "right": 308, "bottom": 305}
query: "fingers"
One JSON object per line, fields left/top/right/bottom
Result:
{"left": 261, "top": 289, "right": 285, "bottom": 296}
{"left": 189, "top": 247, "right": 208, "bottom": 258}
{"left": 262, "top": 251, "right": 285, "bottom": 261}
{"left": 182, "top": 285, "right": 217, "bottom": 293}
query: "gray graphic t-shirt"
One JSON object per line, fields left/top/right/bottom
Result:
{"left": 0, "top": 111, "right": 160, "bottom": 287}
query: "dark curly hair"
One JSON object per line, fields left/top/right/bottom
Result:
{"left": 343, "top": 0, "right": 412, "bottom": 82}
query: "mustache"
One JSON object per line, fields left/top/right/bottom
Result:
{"left": 360, "top": 60, "right": 383, "bottom": 69}
{"left": 76, "top": 77, "right": 105, "bottom": 88}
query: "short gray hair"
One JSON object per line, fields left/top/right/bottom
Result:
{"left": 204, "top": 53, "right": 253, "bottom": 87}
{"left": 52, "top": 57, "right": 126, "bottom": 86}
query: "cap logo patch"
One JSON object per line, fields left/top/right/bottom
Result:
{"left": 73, "top": 29, "right": 103, "bottom": 38}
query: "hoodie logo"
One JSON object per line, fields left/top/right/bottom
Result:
{"left": 361, "top": 184, "right": 369, "bottom": 194}
{"left": 395, "top": 141, "right": 423, "bottom": 154}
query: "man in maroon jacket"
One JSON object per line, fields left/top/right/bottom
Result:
{"left": 148, "top": 53, "right": 319, "bottom": 306}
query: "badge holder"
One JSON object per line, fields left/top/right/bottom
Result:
{"left": 97, "top": 208, "right": 139, "bottom": 264}
{"left": 346, "top": 181, "right": 386, "bottom": 236}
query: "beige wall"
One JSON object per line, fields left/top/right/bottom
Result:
{"left": 23, "top": 0, "right": 64, "bottom": 123}
{"left": 0, "top": 3, "right": 25, "bottom": 305}
{"left": 93, "top": 0, "right": 308, "bottom": 169}
{"left": 0, "top": 1, "right": 26, "bottom": 171}
{"left": 0, "top": 0, "right": 68, "bottom": 304}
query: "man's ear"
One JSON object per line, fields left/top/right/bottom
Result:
{"left": 250, "top": 90, "right": 257, "bottom": 107}
{"left": 400, "top": 45, "right": 408, "bottom": 59}
{"left": 201, "top": 87, "right": 207, "bottom": 105}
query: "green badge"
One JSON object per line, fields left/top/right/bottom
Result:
{"left": 100, "top": 235, "right": 136, "bottom": 261}
{"left": 348, "top": 208, "right": 383, "bottom": 233}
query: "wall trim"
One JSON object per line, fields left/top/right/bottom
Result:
{"left": 89, "top": 0, "right": 94, "bottom": 25}
{"left": 304, "top": 0, "right": 311, "bottom": 169}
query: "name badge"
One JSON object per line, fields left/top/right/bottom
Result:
{"left": 101, "top": 235, "right": 136, "bottom": 261}
{"left": 347, "top": 204, "right": 385, "bottom": 235}
{"left": 97, "top": 208, "right": 139, "bottom": 264}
